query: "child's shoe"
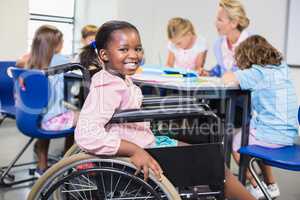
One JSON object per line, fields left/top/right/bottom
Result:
{"left": 35, "top": 168, "right": 47, "bottom": 178}
{"left": 247, "top": 184, "right": 265, "bottom": 200}
{"left": 267, "top": 183, "right": 280, "bottom": 198}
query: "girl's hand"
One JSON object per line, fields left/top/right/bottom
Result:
{"left": 130, "top": 148, "right": 163, "bottom": 181}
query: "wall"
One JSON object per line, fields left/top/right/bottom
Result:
{"left": 73, "top": 0, "right": 117, "bottom": 51}
{"left": 0, "top": 0, "right": 28, "bottom": 60}
{"left": 0, "top": 0, "right": 299, "bottom": 101}
{"left": 116, "top": 0, "right": 288, "bottom": 68}
{"left": 115, "top": 0, "right": 300, "bottom": 102}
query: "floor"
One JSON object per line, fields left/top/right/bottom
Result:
{"left": 1, "top": 118, "right": 300, "bottom": 200}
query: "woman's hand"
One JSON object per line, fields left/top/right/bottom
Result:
{"left": 130, "top": 148, "right": 163, "bottom": 181}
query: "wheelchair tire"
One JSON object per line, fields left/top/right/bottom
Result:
{"left": 27, "top": 153, "right": 181, "bottom": 200}
{"left": 62, "top": 144, "right": 81, "bottom": 158}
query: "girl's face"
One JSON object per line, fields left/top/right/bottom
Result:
{"left": 215, "top": 7, "right": 237, "bottom": 36}
{"left": 171, "top": 32, "right": 194, "bottom": 49}
{"left": 55, "top": 39, "right": 64, "bottom": 53}
{"left": 100, "top": 29, "right": 143, "bottom": 76}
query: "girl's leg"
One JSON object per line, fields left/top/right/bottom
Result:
{"left": 63, "top": 110, "right": 78, "bottom": 154}
{"left": 259, "top": 163, "right": 276, "bottom": 184}
{"left": 233, "top": 150, "right": 258, "bottom": 187}
{"left": 224, "top": 169, "right": 256, "bottom": 200}
{"left": 64, "top": 135, "right": 74, "bottom": 154}
{"left": 36, "top": 139, "right": 50, "bottom": 170}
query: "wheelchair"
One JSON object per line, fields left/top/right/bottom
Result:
{"left": 27, "top": 102, "right": 225, "bottom": 199}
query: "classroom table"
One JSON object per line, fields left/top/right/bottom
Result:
{"left": 131, "top": 70, "right": 251, "bottom": 185}
{"left": 64, "top": 66, "right": 251, "bottom": 185}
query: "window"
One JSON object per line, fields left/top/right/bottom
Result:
{"left": 28, "top": 0, "right": 75, "bottom": 55}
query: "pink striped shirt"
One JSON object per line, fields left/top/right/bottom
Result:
{"left": 75, "top": 70, "right": 155, "bottom": 155}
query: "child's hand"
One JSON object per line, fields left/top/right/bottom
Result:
{"left": 130, "top": 148, "right": 163, "bottom": 181}
{"left": 198, "top": 68, "right": 209, "bottom": 76}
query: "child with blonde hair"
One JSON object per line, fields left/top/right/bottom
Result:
{"left": 166, "top": 17, "right": 208, "bottom": 76}
{"left": 80, "top": 24, "right": 98, "bottom": 46}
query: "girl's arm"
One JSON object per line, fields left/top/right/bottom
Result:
{"left": 165, "top": 51, "right": 175, "bottom": 67}
{"left": 118, "top": 140, "right": 163, "bottom": 181}
{"left": 75, "top": 82, "right": 162, "bottom": 180}
{"left": 222, "top": 72, "right": 240, "bottom": 86}
{"left": 195, "top": 51, "right": 208, "bottom": 76}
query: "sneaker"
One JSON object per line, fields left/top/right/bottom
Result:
{"left": 247, "top": 184, "right": 265, "bottom": 200}
{"left": 268, "top": 183, "right": 280, "bottom": 198}
{"left": 35, "top": 168, "right": 46, "bottom": 178}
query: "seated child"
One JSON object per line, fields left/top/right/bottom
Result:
{"left": 166, "top": 17, "right": 208, "bottom": 76}
{"left": 16, "top": 25, "right": 78, "bottom": 176}
{"left": 222, "top": 35, "right": 299, "bottom": 199}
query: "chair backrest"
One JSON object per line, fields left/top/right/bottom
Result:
{"left": 11, "top": 67, "right": 73, "bottom": 139}
{"left": 298, "top": 106, "right": 300, "bottom": 125}
{"left": 0, "top": 61, "right": 16, "bottom": 112}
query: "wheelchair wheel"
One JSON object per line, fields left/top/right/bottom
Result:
{"left": 28, "top": 153, "right": 181, "bottom": 200}
{"left": 63, "top": 144, "right": 81, "bottom": 158}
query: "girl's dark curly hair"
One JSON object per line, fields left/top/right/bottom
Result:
{"left": 234, "top": 35, "right": 283, "bottom": 69}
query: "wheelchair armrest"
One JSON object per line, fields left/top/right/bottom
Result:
{"left": 110, "top": 104, "right": 217, "bottom": 123}
{"left": 44, "top": 63, "right": 91, "bottom": 99}
{"left": 142, "top": 96, "right": 197, "bottom": 107}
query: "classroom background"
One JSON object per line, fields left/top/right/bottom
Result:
{"left": 0, "top": 0, "right": 299, "bottom": 103}
{"left": 0, "top": 0, "right": 300, "bottom": 199}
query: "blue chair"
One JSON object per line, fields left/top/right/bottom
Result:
{"left": 0, "top": 61, "right": 16, "bottom": 125}
{"left": 239, "top": 107, "right": 300, "bottom": 200}
{"left": 0, "top": 63, "right": 90, "bottom": 186}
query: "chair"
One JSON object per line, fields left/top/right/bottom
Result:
{"left": 239, "top": 106, "right": 300, "bottom": 200}
{"left": 0, "top": 61, "right": 16, "bottom": 125}
{"left": 0, "top": 63, "right": 90, "bottom": 187}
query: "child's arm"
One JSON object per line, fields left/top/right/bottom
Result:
{"left": 165, "top": 51, "right": 175, "bottom": 67}
{"left": 222, "top": 72, "right": 240, "bottom": 86}
{"left": 118, "top": 140, "right": 163, "bottom": 181}
{"left": 195, "top": 51, "right": 208, "bottom": 76}
{"left": 75, "top": 82, "right": 162, "bottom": 181}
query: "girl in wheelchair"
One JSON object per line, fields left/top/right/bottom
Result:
{"left": 75, "top": 20, "right": 256, "bottom": 200}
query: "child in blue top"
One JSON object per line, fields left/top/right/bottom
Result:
{"left": 223, "top": 35, "right": 299, "bottom": 199}
{"left": 17, "top": 25, "right": 78, "bottom": 175}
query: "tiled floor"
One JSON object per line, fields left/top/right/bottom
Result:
{"left": 1, "top": 118, "right": 300, "bottom": 200}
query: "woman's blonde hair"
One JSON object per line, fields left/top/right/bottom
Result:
{"left": 167, "top": 17, "right": 195, "bottom": 40}
{"left": 219, "top": 0, "right": 250, "bottom": 31}
{"left": 235, "top": 35, "right": 283, "bottom": 69}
